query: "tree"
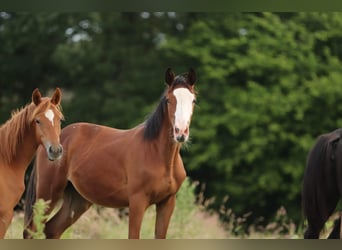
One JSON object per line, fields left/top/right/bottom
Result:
{"left": 0, "top": 13, "right": 77, "bottom": 118}
{"left": 51, "top": 12, "right": 189, "bottom": 128}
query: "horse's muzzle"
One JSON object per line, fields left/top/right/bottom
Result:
{"left": 47, "top": 145, "right": 63, "bottom": 161}
{"left": 173, "top": 125, "right": 189, "bottom": 143}
{"left": 176, "top": 135, "right": 186, "bottom": 143}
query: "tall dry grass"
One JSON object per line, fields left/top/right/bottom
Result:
{"left": 5, "top": 178, "right": 341, "bottom": 239}
{"left": 7, "top": 179, "right": 228, "bottom": 239}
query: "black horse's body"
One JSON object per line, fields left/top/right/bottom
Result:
{"left": 302, "top": 128, "right": 342, "bottom": 239}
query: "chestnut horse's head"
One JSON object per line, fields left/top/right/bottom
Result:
{"left": 165, "top": 68, "right": 196, "bottom": 143}
{"left": 31, "top": 88, "right": 64, "bottom": 161}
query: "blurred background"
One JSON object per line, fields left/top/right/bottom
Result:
{"left": 1, "top": 12, "right": 342, "bottom": 235}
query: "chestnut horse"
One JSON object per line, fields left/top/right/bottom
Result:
{"left": 24, "top": 68, "right": 197, "bottom": 239}
{"left": 0, "top": 88, "right": 63, "bottom": 238}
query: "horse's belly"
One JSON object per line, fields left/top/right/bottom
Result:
{"left": 79, "top": 184, "right": 129, "bottom": 208}
{"left": 70, "top": 172, "right": 129, "bottom": 208}
{"left": 89, "top": 188, "right": 129, "bottom": 208}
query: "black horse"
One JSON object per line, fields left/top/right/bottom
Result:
{"left": 302, "top": 128, "right": 342, "bottom": 239}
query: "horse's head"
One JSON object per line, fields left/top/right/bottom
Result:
{"left": 165, "top": 68, "right": 196, "bottom": 143}
{"left": 31, "top": 88, "right": 64, "bottom": 161}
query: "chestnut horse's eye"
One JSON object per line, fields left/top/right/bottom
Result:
{"left": 35, "top": 119, "right": 41, "bottom": 124}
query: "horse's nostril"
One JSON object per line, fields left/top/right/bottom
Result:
{"left": 48, "top": 146, "right": 63, "bottom": 155}
{"left": 176, "top": 135, "right": 185, "bottom": 142}
{"left": 175, "top": 127, "right": 180, "bottom": 133}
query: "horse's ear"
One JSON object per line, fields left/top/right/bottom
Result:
{"left": 187, "top": 68, "right": 196, "bottom": 85}
{"left": 32, "top": 88, "right": 42, "bottom": 106}
{"left": 165, "top": 68, "right": 175, "bottom": 86}
{"left": 51, "top": 87, "right": 62, "bottom": 105}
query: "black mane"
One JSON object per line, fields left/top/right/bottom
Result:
{"left": 143, "top": 94, "right": 168, "bottom": 140}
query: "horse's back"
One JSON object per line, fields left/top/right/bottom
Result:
{"left": 303, "top": 128, "right": 342, "bottom": 193}
{"left": 61, "top": 122, "right": 123, "bottom": 142}
{"left": 60, "top": 122, "right": 141, "bottom": 163}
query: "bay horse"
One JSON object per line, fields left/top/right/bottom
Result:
{"left": 23, "top": 68, "right": 197, "bottom": 239}
{"left": 0, "top": 88, "right": 63, "bottom": 238}
{"left": 302, "top": 128, "right": 342, "bottom": 239}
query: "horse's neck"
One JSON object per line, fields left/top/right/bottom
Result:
{"left": 10, "top": 127, "right": 38, "bottom": 170}
{"left": 158, "top": 119, "right": 182, "bottom": 170}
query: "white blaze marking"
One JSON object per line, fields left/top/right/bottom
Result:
{"left": 45, "top": 109, "right": 55, "bottom": 126}
{"left": 173, "top": 88, "right": 194, "bottom": 130}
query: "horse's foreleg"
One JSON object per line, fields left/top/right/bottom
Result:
{"left": 155, "top": 194, "right": 176, "bottom": 239}
{"left": 0, "top": 209, "right": 13, "bottom": 238}
{"left": 0, "top": 184, "right": 23, "bottom": 238}
{"left": 128, "top": 194, "right": 149, "bottom": 239}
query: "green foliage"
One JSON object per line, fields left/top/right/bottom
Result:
{"left": 50, "top": 12, "right": 177, "bottom": 128}
{"left": 25, "top": 199, "right": 50, "bottom": 239}
{"left": 168, "top": 178, "right": 203, "bottom": 238}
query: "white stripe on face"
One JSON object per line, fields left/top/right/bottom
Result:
{"left": 45, "top": 109, "right": 55, "bottom": 126}
{"left": 173, "top": 88, "right": 194, "bottom": 129}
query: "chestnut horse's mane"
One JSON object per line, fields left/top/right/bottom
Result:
{"left": 0, "top": 98, "right": 63, "bottom": 164}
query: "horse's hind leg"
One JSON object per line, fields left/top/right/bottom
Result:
{"left": 44, "top": 183, "right": 92, "bottom": 239}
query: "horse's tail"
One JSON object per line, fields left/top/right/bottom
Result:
{"left": 302, "top": 130, "right": 340, "bottom": 233}
{"left": 23, "top": 160, "right": 37, "bottom": 237}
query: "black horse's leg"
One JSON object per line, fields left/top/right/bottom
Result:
{"left": 304, "top": 195, "right": 340, "bottom": 239}
{"left": 304, "top": 225, "right": 321, "bottom": 239}
{"left": 328, "top": 216, "right": 341, "bottom": 239}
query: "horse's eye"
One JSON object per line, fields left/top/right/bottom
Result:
{"left": 35, "top": 119, "right": 41, "bottom": 124}
{"left": 166, "top": 98, "right": 170, "bottom": 104}
{"left": 193, "top": 99, "right": 197, "bottom": 104}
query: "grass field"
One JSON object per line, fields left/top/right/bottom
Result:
{"left": 4, "top": 178, "right": 340, "bottom": 239}
{"left": 6, "top": 206, "right": 228, "bottom": 239}
{"left": 6, "top": 179, "right": 228, "bottom": 239}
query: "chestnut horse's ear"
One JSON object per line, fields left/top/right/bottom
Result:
{"left": 165, "top": 68, "right": 175, "bottom": 86}
{"left": 32, "top": 88, "right": 42, "bottom": 106}
{"left": 51, "top": 87, "right": 62, "bottom": 105}
{"left": 187, "top": 68, "right": 196, "bottom": 85}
